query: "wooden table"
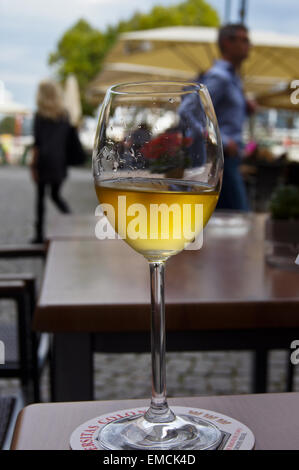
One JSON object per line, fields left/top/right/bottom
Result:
{"left": 34, "top": 213, "right": 299, "bottom": 401}
{"left": 47, "top": 214, "right": 97, "bottom": 240}
{"left": 10, "top": 393, "right": 299, "bottom": 450}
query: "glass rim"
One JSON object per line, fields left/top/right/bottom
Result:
{"left": 107, "top": 80, "right": 207, "bottom": 96}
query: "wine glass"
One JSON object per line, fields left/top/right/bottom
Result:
{"left": 92, "top": 81, "right": 223, "bottom": 450}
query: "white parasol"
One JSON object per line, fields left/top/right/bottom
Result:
{"left": 64, "top": 74, "right": 82, "bottom": 126}
{"left": 87, "top": 26, "right": 299, "bottom": 105}
{"left": 0, "top": 101, "right": 31, "bottom": 115}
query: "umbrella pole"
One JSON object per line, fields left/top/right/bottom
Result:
{"left": 239, "top": 0, "right": 248, "bottom": 24}
{"left": 225, "top": 0, "right": 231, "bottom": 23}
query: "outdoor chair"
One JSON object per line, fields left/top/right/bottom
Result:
{"left": 0, "top": 244, "right": 47, "bottom": 260}
{"left": 0, "top": 275, "right": 49, "bottom": 403}
{"left": 0, "top": 395, "right": 17, "bottom": 449}
{"left": 0, "top": 243, "right": 49, "bottom": 403}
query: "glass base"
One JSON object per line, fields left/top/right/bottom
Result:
{"left": 98, "top": 412, "right": 222, "bottom": 450}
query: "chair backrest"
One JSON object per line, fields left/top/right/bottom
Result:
{"left": 0, "top": 277, "right": 43, "bottom": 403}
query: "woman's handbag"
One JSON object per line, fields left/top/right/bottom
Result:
{"left": 66, "top": 125, "right": 87, "bottom": 166}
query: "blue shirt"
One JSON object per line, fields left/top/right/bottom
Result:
{"left": 200, "top": 59, "right": 247, "bottom": 153}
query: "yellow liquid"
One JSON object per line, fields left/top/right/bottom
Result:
{"left": 95, "top": 178, "right": 219, "bottom": 261}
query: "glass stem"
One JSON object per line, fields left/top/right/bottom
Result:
{"left": 144, "top": 261, "right": 175, "bottom": 424}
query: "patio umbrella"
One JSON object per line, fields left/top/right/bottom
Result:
{"left": 0, "top": 101, "right": 30, "bottom": 115}
{"left": 256, "top": 83, "right": 299, "bottom": 111}
{"left": 64, "top": 74, "right": 82, "bottom": 126}
{"left": 87, "top": 26, "right": 299, "bottom": 105}
{"left": 86, "top": 62, "right": 192, "bottom": 104}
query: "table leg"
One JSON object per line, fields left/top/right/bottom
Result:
{"left": 50, "top": 333, "right": 93, "bottom": 402}
{"left": 252, "top": 348, "right": 268, "bottom": 393}
{"left": 286, "top": 360, "right": 295, "bottom": 392}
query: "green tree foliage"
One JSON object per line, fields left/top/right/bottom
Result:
{"left": 0, "top": 116, "right": 15, "bottom": 135}
{"left": 116, "top": 0, "right": 219, "bottom": 32}
{"left": 48, "top": 19, "right": 109, "bottom": 115}
{"left": 49, "top": 0, "right": 219, "bottom": 116}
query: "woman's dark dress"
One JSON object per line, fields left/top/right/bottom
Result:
{"left": 33, "top": 113, "right": 71, "bottom": 241}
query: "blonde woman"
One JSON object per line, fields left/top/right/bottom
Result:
{"left": 31, "top": 80, "right": 71, "bottom": 243}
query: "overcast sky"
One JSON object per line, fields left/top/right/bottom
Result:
{"left": 1, "top": 0, "right": 299, "bottom": 110}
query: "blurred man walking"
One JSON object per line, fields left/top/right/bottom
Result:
{"left": 201, "top": 23, "right": 254, "bottom": 210}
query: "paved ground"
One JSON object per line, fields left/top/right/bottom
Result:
{"left": 0, "top": 165, "right": 298, "bottom": 403}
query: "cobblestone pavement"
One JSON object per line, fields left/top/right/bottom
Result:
{"left": 0, "top": 166, "right": 298, "bottom": 403}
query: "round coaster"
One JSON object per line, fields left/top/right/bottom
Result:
{"left": 70, "top": 406, "right": 255, "bottom": 450}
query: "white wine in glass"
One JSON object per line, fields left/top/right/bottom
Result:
{"left": 95, "top": 178, "right": 219, "bottom": 260}
{"left": 92, "top": 81, "right": 223, "bottom": 449}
